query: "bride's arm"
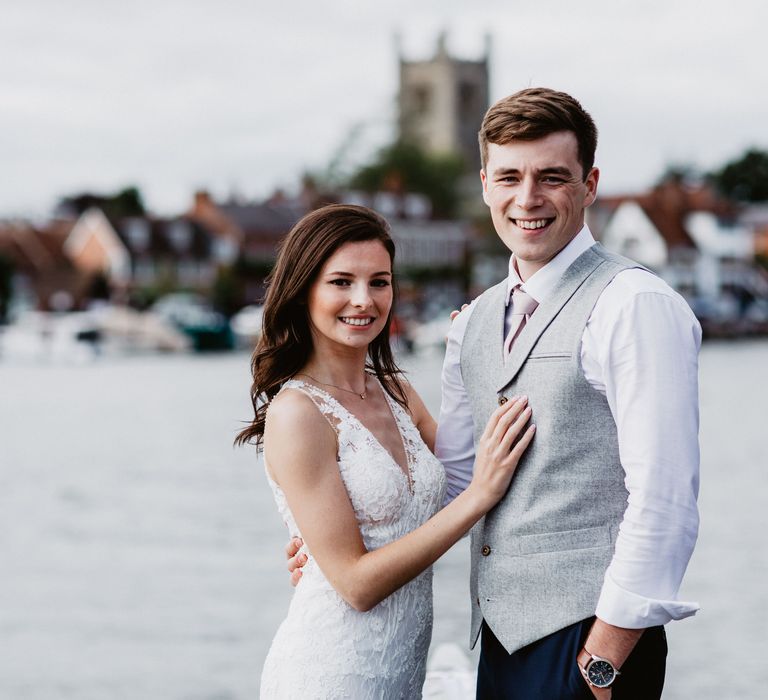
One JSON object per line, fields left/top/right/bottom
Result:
{"left": 266, "top": 389, "right": 533, "bottom": 613}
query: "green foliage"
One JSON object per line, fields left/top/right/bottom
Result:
{"left": 710, "top": 148, "right": 768, "bottom": 202}
{"left": 656, "top": 164, "right": 700, "bottom": 186}
{"left": 58, "top": 185, "right": 146, "bottom": 220}
{"left": 211, "top": 265, "right": 242, "bottom": 316}
{"left": 317, "top": 122, "right": 368, "bottom": 189}
{"left": 349, "top": 141, "right": 465, "bottom": 219}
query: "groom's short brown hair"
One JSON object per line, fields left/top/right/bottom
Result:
{"left": 478, "top": 87, "right": 598, "bottom": 179}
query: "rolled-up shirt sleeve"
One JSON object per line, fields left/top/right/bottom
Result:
{"left": 585, "top": 279, "right": 702, "bottom": 628}
{"left": 435, "top": 303, "right": 477, "bottom": 506}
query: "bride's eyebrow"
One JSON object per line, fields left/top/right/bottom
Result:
{"left": 325, "top": 271, "right": 392, "bottom": 277}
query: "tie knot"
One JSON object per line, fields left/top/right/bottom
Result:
{"left": 510, "top": 286, "right": 539, "bottom": 316}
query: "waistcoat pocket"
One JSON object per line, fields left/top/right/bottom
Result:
{"left": 503, "top": 524, "right": 611, "bottom": 556}
{"left": 526, "top": 352, "right": 572, "bottom": 362}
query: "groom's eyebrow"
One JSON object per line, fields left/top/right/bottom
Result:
{"left": 539, "top": 166, "right": 576, "bottom": 178}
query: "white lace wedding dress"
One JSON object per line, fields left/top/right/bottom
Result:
{"left": 260, "top": 379, "right": 447, "bottom": 699}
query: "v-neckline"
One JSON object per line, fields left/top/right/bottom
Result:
{"left": 291, "top": 378, "right": 414, "bottom": 493}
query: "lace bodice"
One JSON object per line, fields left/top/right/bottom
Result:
{"left": 260, "top": 378, "right": 446, "bottom": 699}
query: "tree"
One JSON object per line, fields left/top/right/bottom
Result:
{"left": 211, "top": 265, "right": 242, "bottom": 317}
{"left": 57, "top": 185, "right": 147, "bottom": 220}
{"left": 349, "top": 142, "right": 464, "bottom": 219}
{"left": 709, "top": 148, "right": 768, "bottom": 202}
{"left": 655, "top": 164, "right": 700, "bottom": 187}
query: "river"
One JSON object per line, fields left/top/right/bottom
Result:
{"left": 0, "top": 340, "right": 766, "bottom": 698}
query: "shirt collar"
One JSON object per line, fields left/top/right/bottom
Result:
{"left": 505, "top": 225, "right": 596, "bottom": 306}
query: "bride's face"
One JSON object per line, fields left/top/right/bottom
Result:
{"left": 306, "top": 240, "right": 393, "bottom": 352}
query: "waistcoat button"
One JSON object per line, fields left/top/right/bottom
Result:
{"left": 481, "top": 545, "right": 491, "bottom": 556}
{"left": 498, "top": 396, "right": 508, "bottom": 406}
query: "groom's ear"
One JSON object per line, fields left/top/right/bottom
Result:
{"left": 583, "top": 167, "right": 600, "bottom": 208}
{"left": 480, "top": 169, "right": 490, "bottom": 206}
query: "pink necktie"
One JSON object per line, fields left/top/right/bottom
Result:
{"left": 504, "top": 286, "right": 539, "bottom": 356}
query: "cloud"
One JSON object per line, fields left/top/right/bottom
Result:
{"left": 1, "top": 0, "right": 767, "bottom": 215}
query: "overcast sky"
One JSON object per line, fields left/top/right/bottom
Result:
{"left": 2, "top": 0, "right": 766, "bottom": 218}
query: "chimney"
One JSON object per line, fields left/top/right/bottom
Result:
{"left": 193, "top": 190, "right": 214, "bottom": 216}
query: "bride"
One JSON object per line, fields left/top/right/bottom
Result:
{"left": 236, "top": 204, "right": 534, "bottom": 698}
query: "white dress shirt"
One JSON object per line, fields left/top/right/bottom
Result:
{"left": 435, "top": 225, "right": 701, "bottom": 629}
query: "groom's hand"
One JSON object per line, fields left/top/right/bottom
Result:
{"left": 285, "top": 537, "right": 306, "bottom": 586}
{"left": 580, "top": 617, "right": 643, "bottom": 699}
{"left": 586, "top": 685, "right": 611, "bottom": 700}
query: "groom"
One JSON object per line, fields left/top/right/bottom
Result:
{"left": 435, "top": 87, "right": 700, "bottom": 699}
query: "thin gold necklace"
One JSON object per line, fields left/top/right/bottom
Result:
{"left": 296, "top": 373, "right": 368, "bottom": 400}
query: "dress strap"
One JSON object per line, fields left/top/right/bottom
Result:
{"left": 279, "top": 379, "right": 348, "bottom": 438}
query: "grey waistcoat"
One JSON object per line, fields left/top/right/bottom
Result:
{"left": 461, "top": 244, "right": 640, "bottom": 655}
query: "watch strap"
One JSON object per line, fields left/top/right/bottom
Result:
{"left": 576, "top": 647, "right": 593, "bottom": 671}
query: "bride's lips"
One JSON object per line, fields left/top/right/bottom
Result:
{"left": 339, "top": 315, "right": 375, "bottom": 329}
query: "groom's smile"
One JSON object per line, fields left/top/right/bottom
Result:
{"left": 511, "top": 217, "right": 555, "bottom": 231}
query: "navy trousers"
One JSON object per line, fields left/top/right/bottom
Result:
{"left": 476, "top": 618, "right": 667, "bottom": 700}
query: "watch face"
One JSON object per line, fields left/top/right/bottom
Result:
{"left": 587, "top": 659, "right": 616, "bottom": 688}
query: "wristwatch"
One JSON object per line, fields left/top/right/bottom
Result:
{"left": 577, "top": 647, "right": 621, "bottom": 689}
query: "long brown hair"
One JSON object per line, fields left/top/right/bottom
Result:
{"left": 235, "top": 204, "right": 407, "bottom": 449}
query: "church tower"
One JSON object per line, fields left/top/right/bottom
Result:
{"left": 397, "top": 33, "right": 491, "bottom": 173}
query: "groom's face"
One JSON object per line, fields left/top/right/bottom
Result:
{"left": 480, "top": 131, "right": 599, "bottom": 280}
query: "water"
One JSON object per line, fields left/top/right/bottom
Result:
{"left": 0, "top": 341, "right": 766, "bottom": 698}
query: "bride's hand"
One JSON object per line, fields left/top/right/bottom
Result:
{"left": 445, "top": 304, "right": 470, "bottom": 342}
{"left": 468, "top": 397, "right": 535, "bottom": 510}
{"left": 449, "top": 304, "right": 469, "bottom": 322}
{"left": 286, "top": 537, "right": 306, "bottom": 587}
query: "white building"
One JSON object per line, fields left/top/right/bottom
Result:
{"left": 591, "top": 181, "right": 767, "bottom": 318}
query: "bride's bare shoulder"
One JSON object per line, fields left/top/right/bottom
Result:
{"left": 264, "top": 388, "right": 337, "bottom": 487}
{"left": 267, "top": 388, "right": 327, "bottom": 436}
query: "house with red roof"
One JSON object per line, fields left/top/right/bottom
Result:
{"left": 0, "top": 218, "right": 89, "bottom": 313}
{"left": 588, "top": 179, "right": 767, "bottom": 319}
